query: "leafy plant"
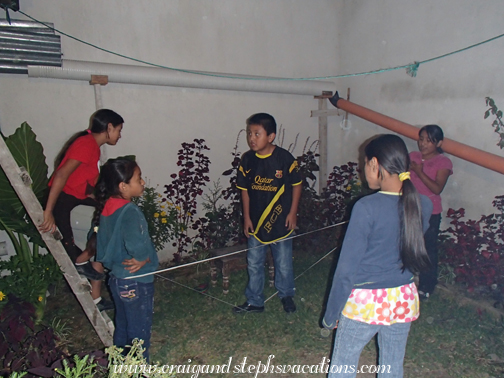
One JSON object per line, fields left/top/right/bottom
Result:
{"left": 0, "top": 122, "right": 61, "bottom": 320}
{"left": 439, "top": 196, "right": 504, "bottom": 295}
{"left": 0, "top": 295, "right": 66, "bottom": 376}
{"left": 107, "top": 339, "right": 176, "bottom": 378}
{"left": 133, "top": 185, "right": 177, "bottom": 252}
{"left": 322, "top": 161, "right": 366, "bottom": 225}
{"left": 163, "top": 139, "right": 211, "bottom": 260}
{"left": 194, "top": 180, "right": 244, "bottom": 251}
{"left": 484, "top": 97, "right": 504, "bottom": 149}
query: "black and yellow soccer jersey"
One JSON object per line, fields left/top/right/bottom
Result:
{"left": 236, "top": 146, "right": 302, "bottom": 244}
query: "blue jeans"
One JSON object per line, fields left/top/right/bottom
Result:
{"left": 245, "top": 236, "right": 295, "bottom": 306}
{"left": 109, "top": 276, "right": 154, "bottom": 361}
{"left": 418, "top": 214, "right": 441, "bottom": 295}
{"left": 328, "top": 315, "right": 411, "bottom": 378}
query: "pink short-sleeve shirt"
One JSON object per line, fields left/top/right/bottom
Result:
{"left": 409, "top": 151, "right": 453, "bottom": 214}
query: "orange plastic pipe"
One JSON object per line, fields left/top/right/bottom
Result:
{"left": 336, "top": 98, "right": 504, "bottom": 175}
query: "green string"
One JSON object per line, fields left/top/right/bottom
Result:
{"left": 18, "top": 10, "right": 504, "bottom": 81}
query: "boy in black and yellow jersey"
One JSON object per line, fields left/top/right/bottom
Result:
{"left": 233, "top": 113, "right": 302, "bottom": 314}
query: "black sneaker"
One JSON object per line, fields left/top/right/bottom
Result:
{"left": 232, "top": 302, "right": 264, "bottom": 314}
{"left": 96, "top": 298, "right": 114, "bottom": 312}
{"left": 75, "top": 262, "right": 105, "bottom": 281}
{"left": 281, "top": 297, "right": 296, "bottom": 313}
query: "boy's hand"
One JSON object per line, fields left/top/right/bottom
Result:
{"left": 243, "top": 218, "right": 254, "bottom": 238}
{"left": 122, "top": 257, "right": 150, "bottom": 273}
{"left": 285, "top": 212, "right": 297, "bottom": 230}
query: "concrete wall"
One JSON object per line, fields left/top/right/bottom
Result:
{"left": 331, "top": 0, "right": 504, "bottom": 221}
{"left": 0, "top": 0, "right": 339, "bottom": 260}
{"left": 1, "top": 1, "right": 502, "bottom": 260}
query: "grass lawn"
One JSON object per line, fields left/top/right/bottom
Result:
{"left": 47, "top": 244, "right": 504, "bottom": 378}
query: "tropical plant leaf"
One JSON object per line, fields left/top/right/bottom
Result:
{"left": 0, "top": 122, "right": 48, "bottom": 238}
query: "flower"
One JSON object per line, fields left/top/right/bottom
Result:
{"left": 359, "top": 303, "right": 375, "bottom": 320}
{"left": 400, "top": 285, "right": 414, "bottom": 301}
{"left": 160, "top": 205, "right": 165, "bottom": 209}
{"left": 0, "top": 291, "right": 5, "bottom": 301}
{"left": 38, "top": 296, "right": 43, "bottom": 302}
{"left": 160, "top": 211, "right": 166, "bottom": 216}
{"left": 392, "top": 301, "right": 410, "bottom": 320}
{"left": 342, "top": 302, "right": 359, "bottom": 317}
{"left": 372, "top": 289, "right": 388, "bottom": 303}
{"left": 346, "top": 185, "right": 352, "bottom": 191}
{"left": 354, "top": 289, "right": 372, "bottom": 305}
{"left": 376, "top": 302, "right": 392, "bottom": 323}
{"left": 154, "top": 213, "right": 160, "bottom": 218}
{"left": 161, "top": 218, "right": 167, "bottom": 224}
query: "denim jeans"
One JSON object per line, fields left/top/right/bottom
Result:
{"left": 418, "top": 213, "right": 441, "bottom": 295}
{"left": 245, "top": 236, "right": 295, "bottom": 307}
{"left": 109, "top": 276, "right": 154, "bottom": 361}
{"left": 328, "top": 315, "right": 411, "bottom": 378}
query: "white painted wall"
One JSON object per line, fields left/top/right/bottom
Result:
{"left": 0, "top": 0, "right": 339, "bottom": 260}
{"left": 1, "top": 1, "right": 502, "bottom": 260}
{"left": 331, "top": 0, "right": 504, "bottom": 222}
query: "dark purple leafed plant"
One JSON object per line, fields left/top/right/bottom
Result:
{"left": 439, "top": 195, "right": 504, "bottom": 295}
{"left": 163, "top": 139, "right": 210, "bottom": 261}
{"left": 0, "top": 295, "right": 66, "bottom": 376}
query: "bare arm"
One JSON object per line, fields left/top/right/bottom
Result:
{"left": 39, "top": 159, "right": 81, "bottom": 232}
{"left": 285, "top": 183, "right": 302, "bottom": 230}
{"left": 241, "top": 190, "right": 254, "bottom": 238}
{"left": 410, "top": 161, "right": 450, "bottom": 195}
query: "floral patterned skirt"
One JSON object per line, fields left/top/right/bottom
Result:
{"left": 341, "top": 282, "right": 419, "bottom": 325}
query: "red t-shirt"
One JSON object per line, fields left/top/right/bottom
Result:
{"left": 49, "top": 134, "right": 100, "bottom": 199}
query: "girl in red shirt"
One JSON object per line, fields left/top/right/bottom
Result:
{"left": 40, "top": 109, "right": 124, "bottom": 310}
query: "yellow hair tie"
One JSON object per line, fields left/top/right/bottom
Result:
{"left": 398, "top": 172, "right": 410, "bottom": 182}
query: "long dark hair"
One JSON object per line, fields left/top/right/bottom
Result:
{"left": 365, "top": 134, "right": 430, "bottom": 273}
{"left": 54, "top": 109, "right": 124, "bottom": 170}
{"left": 91, "top": 158, "right": 138, "bottom": 227}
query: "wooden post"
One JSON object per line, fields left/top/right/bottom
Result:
{"left": 90, "top": 75, "right": 108, "bottom": 165}
{"left": 314, "top": 92, "right": 332, "bottom": 192}
{"left": 0, "top": 136, "right": 114, "bottom": 346}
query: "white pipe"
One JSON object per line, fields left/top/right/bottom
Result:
{"left": 28, "top": 60, "right": 335, "bottom": 96}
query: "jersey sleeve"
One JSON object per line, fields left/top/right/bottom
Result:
{"left": 322, "top": 199, "right": 372, "bottom": 328}
{"left": 121, "top": 206, "right": 157, "bottom": 262}
{"left": 236, "top": 153, "right": 250, "bottom": 191}
{"left": 287, "top": 156, "right": 302, "bottom": 186}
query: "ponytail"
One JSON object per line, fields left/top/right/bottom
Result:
{"left": 399, "top": 179, "right": 430, "bottom": 273}
{"left": 365, "top": 134, "right": 430, "bottom": 273}
{"left": 54, "top": 109, "right": 124, "bottom": 170}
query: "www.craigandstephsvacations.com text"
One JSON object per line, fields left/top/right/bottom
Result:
{"left": 112, "top": 355, "right": 392, "bottom": 377}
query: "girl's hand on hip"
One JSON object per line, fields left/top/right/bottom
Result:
{"left": 123, "top": 257, "right": 149, "bottom": 273}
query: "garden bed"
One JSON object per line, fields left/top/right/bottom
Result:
{"left": 40, "top": 246, "right": 504, "bottom": 378}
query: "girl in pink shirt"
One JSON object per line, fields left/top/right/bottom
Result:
{"left": 409, "top": 125, "right": 453, "bottom": 300}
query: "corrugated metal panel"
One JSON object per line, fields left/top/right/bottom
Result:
{"left": 0, "top": 19, "right": 61, "bottom": 74}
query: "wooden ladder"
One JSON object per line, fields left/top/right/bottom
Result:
{"left": 0, "top": 134, "right": 114, "bottom": 346}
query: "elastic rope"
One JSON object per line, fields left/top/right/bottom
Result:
{"left": 155, "top": 274, "right": 238, "bottom": 308}
{"left": 18, "top": 10, "right": 504, "bottom": 81}
{"left": 264, "top": 245, "right": 338, "bottom": 303}
{"left": 126, "top": 220, "right": 348, "bottom": 280}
